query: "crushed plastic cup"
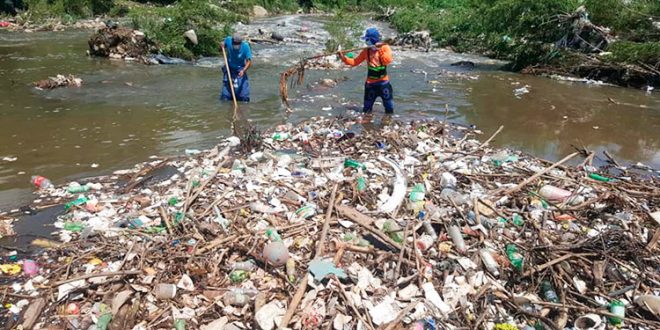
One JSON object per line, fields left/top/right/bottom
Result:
{"left": 295, "top": 204, "right": 316, "bottom": 219}
{"left": 153, "top": 283, "right": 177, "bottom": 299}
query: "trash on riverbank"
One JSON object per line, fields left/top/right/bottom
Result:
{"left": 0, "top": 217, "right": 16, "bottom": 239}
{"left": 33, "top": 74, "right": 82, "bottom": 90}
{"left": 1, "top": 115, "right": 658, "bottom": 329}
{"left": 88, "top": 26, "right": 157, "bottom": 63}
{"left": 392, "top": 30, "right": 433, "bottom": 51}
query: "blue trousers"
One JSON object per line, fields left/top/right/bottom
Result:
{"left": 220, "top": 67, "right": 250, "bottom": 102}
{"left": 364, "top": 81, "right": 394, "bottom": 114}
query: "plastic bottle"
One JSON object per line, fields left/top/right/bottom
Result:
{"left": 609, "top": 300, "right": 625, "bottom": 325}
{"left": 440, "top": 172, "right": 457, "bottom": 188}
{"left": 447, "top": 225, "right": 466, "bottom": 253}
{"left": 64, "top": 197, "right": 89, "bottom": 211}
{"left": 356, "top": 176, "right": 367, "bottom": 193}
{"left": 511, "top": 213, "right": 524, "bottom": 227}
{"left": 479, "top": 248, "right": 499, "bottom": 276}
{"left": 343, "top": 159, "right": 366, "bottom": 170}
{"left": 222, "top": 289, "right": 254, "bottom": 307}
{"left": 67, "top": 182, "right": 89, "bottom": 193}
{"left": 409, "top": 183, "right": 426, "bottom": 202}
{"left": 421, "top": 221, "right": 437, "bottom": 239}
{"left": 540, "top": 280, "right": 559, "bottom": 303}
{"left": 416, "top": 235, "right": 435, "bottom": 251}
{"left": 505, "top": 244, "right": 524, "bottom": 271}
{"left": 64, "top": 222, "right": 84, "bottom": 232}
{"left": 31, "top": 176, "right": 53, "bottom": 189}
{"left": 383, "top": 220, "right": 404, "bottom": 243}
{"left": 440, "top": 188, "right": 469, "bottom": 206}
{"left": 286, "top": 258, "right": 296, "bottom": 283}
{"left": 231, "top": 260, "right": 256, "bottom": 271}
{"left": 589, "top": 173, "right": 614, "bottom": 182}
{"left": 272, "top": 132, "right": 290, "bottom": 141}
{"left": 538, "top": 185, "right": 572, "bottom": 201}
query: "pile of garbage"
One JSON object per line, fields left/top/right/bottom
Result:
{"left": 88, "top": 26, "right": 157, "bottom": 63}
{"left": 1, "top": 116, "right": 659, "bottom": 329}
{"left": 33, "top": 74, "right": 83, "bottom": 90}
{"left": 0, "top": 18, "right": 105, "bottom": 32}
{"left": 392, "top": 31, "right": 433, "bottom": 52}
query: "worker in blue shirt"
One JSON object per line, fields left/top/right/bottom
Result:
{"left": 220, "top": 33, "right": 252, "bottom": 102}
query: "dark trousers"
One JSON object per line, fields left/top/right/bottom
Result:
{"left": 363, "top": 81, "right": 394, "bottom": 114}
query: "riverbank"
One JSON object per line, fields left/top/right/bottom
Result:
{"left": 2, "top": 1, "right": 659, "bottom": 88}
{"left": 1, "top": 114, "right": 659, "bottom": 329}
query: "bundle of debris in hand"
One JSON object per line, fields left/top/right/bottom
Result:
{"left": 1, "top": 115, "right": 658, "bottom": 330}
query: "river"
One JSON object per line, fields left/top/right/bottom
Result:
{"left": 1, "top": 15, "right": 659, "bottom": 213}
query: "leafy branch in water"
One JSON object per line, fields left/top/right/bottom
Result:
{"left": 324, "top": 11, "right": 363, "bottom": 53}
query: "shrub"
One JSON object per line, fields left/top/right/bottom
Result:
{"left": 130, "top": 0, "right": 240, "bottom": 59}
{"left": 606, "top": 41, "right": 660, "bottom": 66}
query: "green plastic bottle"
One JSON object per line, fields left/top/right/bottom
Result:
{"left": 609, "top": 299, "right": 625, "bottom": 325}
{"left": 505, "top": 244, "right": 523, "bottom": 271}
{"left": 67, "top": 183, "right": 89, "bottom": 193}
{"left": 589, "top": 173, "right": 614, "bottom": 182}
{"left": 168, "top": 197, "right": 179, "bottom": 206}
{"left": 64, "top": 197, "right": 88, "bottom": 211}
{"left": 63, "top": 222, "right": 84, "bottom": 232}
{"left": 356, "top": 177, "right": 367, "bottom": 192}
{"left": 272, "top": 132, "right": 290, "bottom": 141}
{"left": 344, "top": 159, "right": 366, "bottom": 170}
{"left": 512, "top": 213, "right": 524, "bottom": 227}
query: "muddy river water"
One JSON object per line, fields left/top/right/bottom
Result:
{"left": 1, "top": 15, "right": 659, "bottom": 212}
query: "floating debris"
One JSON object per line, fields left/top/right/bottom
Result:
{"left": 1, "top": 115, "right": 658, "bottom": 329}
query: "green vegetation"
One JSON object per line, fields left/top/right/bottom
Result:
{"left": 362, "top": 0, "right": 659, "bottom": 71}
{"left": 323, "top": 11, "right": 362, "bottom": 52}
{"left": 129, "top": 1, "right": 240, "bottom": 60}
{"left": 7, "top": 0, "right": 659, "bottom": 82}
{"left": 22, "top": 0, "right": 115, "bottom": 19}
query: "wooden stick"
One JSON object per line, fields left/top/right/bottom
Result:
{"left": 316, "top": 183, "right": 339, "bottom": 256}
{"left": 281, "top": 183, "right": 341, "bottom": 327}
{"left": 221, "top": 46, "right": 239, "bottom": 116}
{"left": 194, "top": 234, "right": 241, "bottom": 255}
{"left": 522, "top": 253, "right": 595, "bottom": 277}
{"left": 336, "top": 205, "right": 403, "bottom": 252}
{"left": 505, "top": 152, "right": 580, "bottom": 195}
{"left": 51, "top": 270, "right": 141, "bottom": 287}
{"left": 478, "top": 125, "right": 504, "bottom": 149}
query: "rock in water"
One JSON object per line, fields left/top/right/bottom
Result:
{"left": 253, "top": 5, "right": 268, "bottom": 17}
{"left": 319, "top": 79, "right": 337, "bottom": 88}
{"left": 271, "top": 32, "right": 284, "bottom": 42}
